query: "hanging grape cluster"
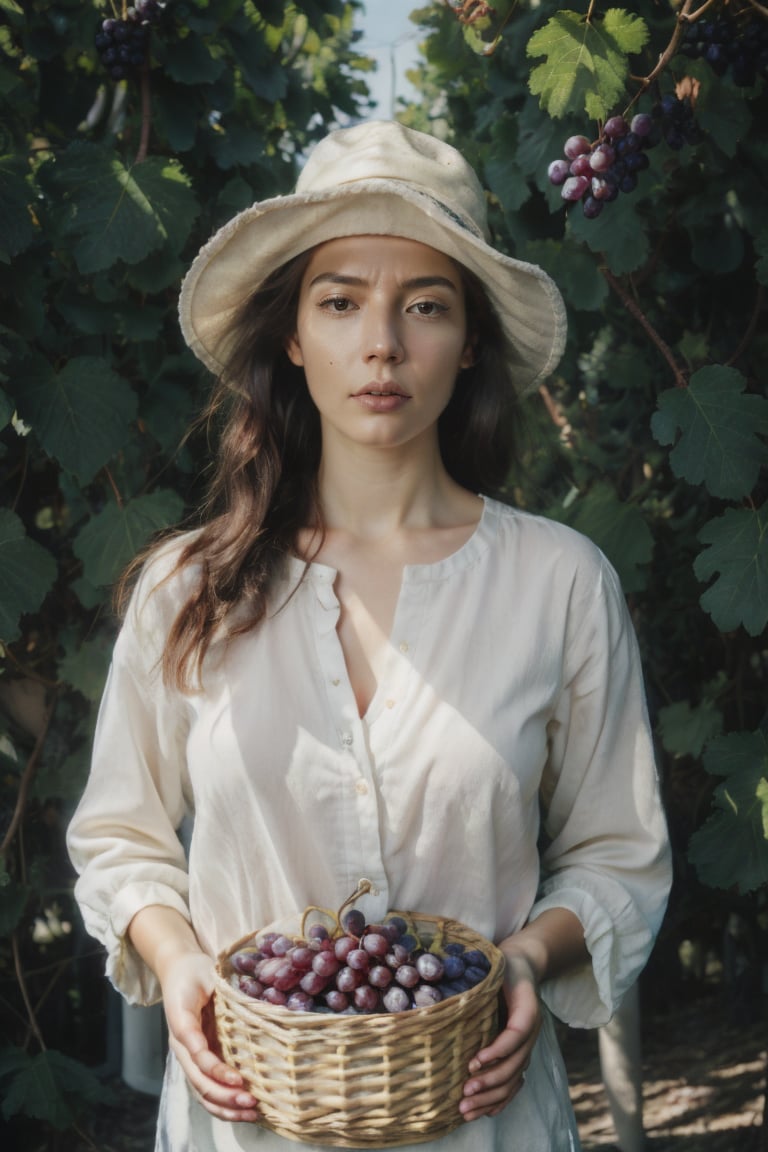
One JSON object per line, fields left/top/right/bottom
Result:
{"left": 547, "top": 96, "right": 699, "bottom": 220}
{"left": 678, "top": 5, "right": 768, "bottom": 87}
{"left": 95, "top": 1, "right": 165, "bottom": 82}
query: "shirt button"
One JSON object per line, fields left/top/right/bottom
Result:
{"left": 355, "top": 780, "right": 369, "bottom": 796}
{"left": 399, "top": 642, "right": 409, "bottom": 654}
{"left": 385, "top": 699, "right": 395, "bottom": 709}
{"left": 340, "top": 732, "right": 353, "bottom": 747}
{"left": 331, "top": 678, "right": 340, "bottom": 686}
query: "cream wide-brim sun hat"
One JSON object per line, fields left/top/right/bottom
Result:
{"left": 179, "top": 120, "right": 567, "bottom": 397}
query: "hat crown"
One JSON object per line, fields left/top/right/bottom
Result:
{"left": 296, "top": 120, "right": 489, "bottom": 240}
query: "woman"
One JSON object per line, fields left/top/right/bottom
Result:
{"left": 67, "top": 120, "right": 672, "bottom": 1151}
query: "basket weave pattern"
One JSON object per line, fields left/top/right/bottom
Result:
{"left": 214, "top": 913, "right": 505, "bottom": 1148}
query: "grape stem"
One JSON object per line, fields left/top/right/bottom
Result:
{"left": 744, "top": 0, "right": 768, "bottom": 18}
{"left": 600, "top": 268, "right": 688, "bottom": 389}
{"left": 631, "top": 0, "right": 699, "bottom": 99}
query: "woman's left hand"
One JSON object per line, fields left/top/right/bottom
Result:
{"left": 459, "top": 953, "right": 541, "bottom": 1122}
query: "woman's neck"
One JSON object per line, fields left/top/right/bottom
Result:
{"left": 315, "top": 440, "right": 474, "bottom": 540}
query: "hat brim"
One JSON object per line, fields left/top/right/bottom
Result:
{"left": 178, "top": 179, "right": 567, "bottom": 397}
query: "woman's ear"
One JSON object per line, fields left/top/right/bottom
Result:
{"left": 459, "top": 341, "right": 476, "bottom": 370}
{"left": 285, "top": 334, "right": 304, "bottom": 367}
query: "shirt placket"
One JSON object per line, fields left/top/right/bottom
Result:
{"left": 310, "top": 567, "right": 389, "bottom": 908}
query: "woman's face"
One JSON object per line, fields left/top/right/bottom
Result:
{"left": 286, "top": 235, "right": 474, "bottom": 454}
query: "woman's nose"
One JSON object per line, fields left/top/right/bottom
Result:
{"left": 363, "top": 306, "right": 404, "bottom": 363}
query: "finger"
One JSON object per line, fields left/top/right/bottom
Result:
{"left": 169, "top": 1034, "right": 260, "bottom": 1118}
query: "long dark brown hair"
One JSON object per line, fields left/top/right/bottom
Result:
{"left": 118, "top": 248, "right": 524, "bottom": 691}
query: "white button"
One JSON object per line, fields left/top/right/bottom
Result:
{"left": 340, "top": 732, "right": 353, "bottom": 746}
{"left": 399, "top": 642, "right": 409, "bottom": 654}
{"left": 355, "top": 780, "right": 369, "bottom": 796}
{"left": 331, "top": 678, "right": 340, "bottom": 686}
{"left": 385, "top": 699, "right": 395, "bottom": 709}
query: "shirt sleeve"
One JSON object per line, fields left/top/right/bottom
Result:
{"left": 66, "top": 552, "right": 193, "bottom": 1006}
{"left": 530, "top": 550, "right": 672, "bottom": 1029}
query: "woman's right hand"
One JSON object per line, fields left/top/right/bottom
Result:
{"left": 128, "top": 905, "right": 260, "bottom": 1123}
{"left": 160, "top": 951, "right": 261, "bottom": 1123}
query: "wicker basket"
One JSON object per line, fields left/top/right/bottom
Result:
{"left": 214, "top": 907, "right": 505, "bottom": 1147}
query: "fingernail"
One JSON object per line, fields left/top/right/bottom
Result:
{"left": 468, "top": 1058, "right": 481, "bottom": 1074}
{"left": 237, "top": 1092, "right": 256, "bottom": 1107}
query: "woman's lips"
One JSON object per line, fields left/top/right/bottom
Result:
{"left": 352, "top": 384, "right": 410, "bottom": 412}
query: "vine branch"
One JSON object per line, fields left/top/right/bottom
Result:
{"left": 600, "top": 267, "right": 688, "bottom": 388}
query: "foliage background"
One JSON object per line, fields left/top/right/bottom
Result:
{"left": 1, "top": 0, "right": 766, "bottom": 1144}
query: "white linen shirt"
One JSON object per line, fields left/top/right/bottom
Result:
{"left": 67, "top": 496, "right": 672, "bottom": 1152}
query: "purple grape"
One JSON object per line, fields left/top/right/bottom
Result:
{"left": 342, "top": 909, "right": 366, "bottom": 937}
{"left": 386, "top": 943, "right": 410, "bottom": 968}
{"left": 286, "top": 990, "right": 315, "bottom": 1012}
{"left": 334, "top": 935, "right": 356, "bottom": 963}
{"left": 441, "top": 954, "right": 466, "bottom": 981}
{"left": 362, "top": 932, "right": 389, "bottom": 958}
{"left": 383, "top": 986, "right": 411, "bottom": 1013}
{"left": 561, "top": 175, "right": 590, "bottom": 202}
{"left": 307, "top": 923, "right": 330, "bottom": 943}
{"left": 261, "top": 987, "right": 288, "bottom": 1006}
{"left": 312, "top": 951, "right": 340, "bottom": 979}
{"left": 582, "top": 196, "right": 604, "bottom": 219}
{"left": 443, "top": 943, "right": 465, "bottom": 956}
{"left": 604, "top": 115, "right": 629, "bottom": 139}
{"left": 569, "top": 154, "right": 592, "bottom": 177}
{"left": 231, "top": 949, "right": 262, "bottom": 975}
{"left": 368, "top": 964, "right": 393, "bottom": 989}
{"left": 548, "top": 159, "right": 570, "bottom": 186}
{"left": 347, "top": 948, "right": 370, "bottom": 972}
{"left": 273, "top": 962, "right": 301, "bottom": 992}
{"left": 415, "top": 953, "right": 445, "bottom": 983}
{"left": 563, "top": 134, "right": 591, "bottom": 159}
{"left": 386, "top": 916, "right": 407, "bottom": 937}
{"left": 300, "top": 970, "right": 328, "bottom": 996}
{"left": 412, "top": 984, "right": 443, "bottom": 1008}
{"left": 589, "top": 144, "right": 615, "bottom": 172}
{"left": 238, "top": 976, "right": 264, "bottom": 998}
{"left": 465, "top": 964, "right": 489, "bottom": 986}
{"left": 395, "top": 964, "right": 420, "bottom": 989}
{"left": 354, "top": 985, "right": 380, "bottom": 1013}
{"left": 630, "top": 112, "right": 653, "bottom": 137}
{"left": 325, "top": 990, "right": 350, "bottom": 1012}
{"left": 336, "top": 966, "right": 364, "bottom": 993}
{"left": 288, "top": 946, "right": 315, "bottom": 971}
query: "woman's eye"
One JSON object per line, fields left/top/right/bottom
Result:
{"left": 319, "top": 296, "right": 355, "bottom": 312}
{"left": 409, "top": 301, "right": 447, "bottom": 317}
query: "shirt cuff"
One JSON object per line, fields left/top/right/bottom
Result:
{"left": 99, "top": 881, "right": 193, "bottom": 1006}
{"left": 528, "top": 876, "right": 654, "bottom": 1028}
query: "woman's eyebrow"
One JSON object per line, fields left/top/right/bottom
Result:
{"left": 308, "top": 272, "right": 460, "bottom": 292}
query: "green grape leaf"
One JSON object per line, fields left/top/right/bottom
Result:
{"left": 162, "top": 33, "right": 226, "bottom": 85}
{"left": 73, "top": 490, "right": 185, "bottom": 588}
{"left": 694, "top": 504, "right": 768, "bottom": 637}
{"left": 57, "top": 631, "right": 114, "bottom": 702}
{"left": 566, "top": 186, "right": 649, "bottom": 274}
{"left": 523, "top": 238, "right": 608, "bottom": 312}
{"left": 484, "top": 118, "right": 530, "bottom": 213}
{"left": 651, "top": 366, "right": 768, "bottom": 499}
{"left": 658, "top": 698, "right": 724, "bottom": 760}
{"left": 0, "top": 509, "right": 57, "bottom": 643}
{"left": 226, "top": 23, "right": 288, "bottom": 101}
{"left": 0, "top": 156, "right": 35, "bottom": 262}
{"left": 562, "top": 481, "right": 653, "bottom": 593}
{"left": 0, "top": 1048, "right": 111, "bottom": 1128}
{"left": 527, "top": 9, "right": 649, "bottom": 120}
{"left": 45, "top": 143, "right": 198, "bottom": 273}
{"left": 688, "top": 731, "right": 768, "bottom": 894}
{"left": 12, "top": 354, "right": 137, "bottom": 483}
